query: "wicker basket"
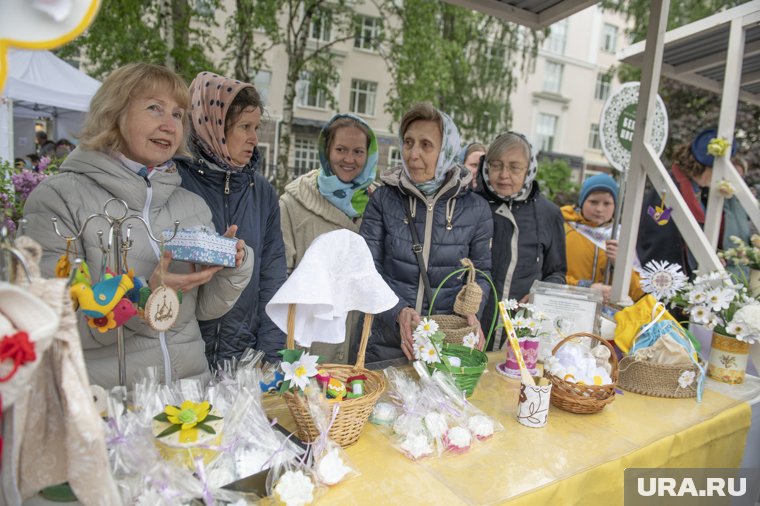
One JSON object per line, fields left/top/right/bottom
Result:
{"left": 282, "top": 305, "right": 385, "bottom": 448}
{"left": 426, "top": 343, "right": 488, "bottom": 397}
{"left": 543, "top": 333, "right": 619, "bottom": 414}
{"left": 618, "top": 356, "right": 701, "bottom": 398}
{"left": 431, "top": 314, "right": 480, "bottom": 345}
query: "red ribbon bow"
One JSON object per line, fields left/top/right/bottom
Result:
{"left": 0, "top": 331, "right": 36, "bottom": 382}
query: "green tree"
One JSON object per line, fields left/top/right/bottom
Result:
{"left": 536, "top": 158, "right": 579, "bottom": 207}
{"left": 57, "top": 0, "right": 221, "bottom": 82}
{"left": 227, "top": 0, "right": 359, "bottom": 191}
{"left": 379, "top": 0, "right": 541, "bottom": 141}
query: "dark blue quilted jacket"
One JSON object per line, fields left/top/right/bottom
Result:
{"left": 359, "top": 166, "right": 493, "bottom": 363}
{"left": 175, "top": 147, "right": 287, "bottom": 365}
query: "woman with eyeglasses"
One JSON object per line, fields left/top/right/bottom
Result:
{"left": 477, "top": 132, "right": 566, "bottom": 349}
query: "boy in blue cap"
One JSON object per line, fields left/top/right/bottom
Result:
{"left": 562, "top": 173, "right": 644, "bottom": 302}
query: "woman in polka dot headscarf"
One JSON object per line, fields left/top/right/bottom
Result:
{"left": 176, "top": 72, "right": 288, "bottom": 367}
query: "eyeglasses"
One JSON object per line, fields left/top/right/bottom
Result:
{"left": 487, "top": 161, "right": 528, "bottom": 175}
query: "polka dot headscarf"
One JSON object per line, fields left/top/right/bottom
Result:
{"left": 189, "top": 72, "right": 254, "bottom": 168}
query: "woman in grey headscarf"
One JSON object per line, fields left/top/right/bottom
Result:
{"left": 477, "top": 132, "right": 566, "bottom": 349}
{"left": 360, "top": 103, "right": 493, "bottom": 363}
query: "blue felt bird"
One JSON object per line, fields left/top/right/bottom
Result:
{"left": 70, "top": 274, "right": 135, "bottom": 319}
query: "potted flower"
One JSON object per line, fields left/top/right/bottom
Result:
{"left": 719, "top": 235, "right": 760, "bottom": 296}
{"left": 494, "top": 299, "right": 548, "bottom": 379}
{"left": 669, "top": 270, "right": 759, "bottom": 384}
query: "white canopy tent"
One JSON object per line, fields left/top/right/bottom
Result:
{"left": 0, "top": 49, "right": 100, "bottom": 162}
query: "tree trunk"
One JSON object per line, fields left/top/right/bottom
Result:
{"left": 233, "top": 0, "right": 255, "bottom": 81}
{"left": 160, "top": 0, "right": 175, "bottom": 71}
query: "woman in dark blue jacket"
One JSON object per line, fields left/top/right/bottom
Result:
{"left": 477, "top": 132, "right": 566, "bottom": 349}
{"left": 360, "top": 103, "right": 493, "bottom": 363}
{"left": 175, "top": 72, "right": 287, "bottom": 366}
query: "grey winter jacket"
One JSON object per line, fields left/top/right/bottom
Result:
{"left": 359, "top": 166, "right": 493, "bottom": 363}
{"left": 23, "top": 147, "right": 254, "bottom": 389}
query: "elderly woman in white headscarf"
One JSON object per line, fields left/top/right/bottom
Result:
{"left": 477, "top": 131, "right": 566, "bottom": 349}
{"left": 359, "top": 103, "right": 493, "bottom": 363}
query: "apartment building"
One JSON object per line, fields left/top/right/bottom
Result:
{"left": 210, "top": 2, "right": 629, "bottom": 181}
{"left": 509, "top": 6, "right": 630, "bottom": 180}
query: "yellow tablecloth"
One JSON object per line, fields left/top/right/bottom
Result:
{"left": 265, "top": 354, "right": 751, "bottom": 506}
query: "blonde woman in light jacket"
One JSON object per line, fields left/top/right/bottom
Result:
{"left": 24, "top": 63, "right": 253, "bottom": 389}
{"left": 279, "top": 114, "right": 378, "bottom": 362}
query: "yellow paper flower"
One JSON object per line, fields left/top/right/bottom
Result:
{"left": 717, "top": 179, "right": 735, "bottom": 198}
{"left": 707, "top": 137, "right": 730, "bottom": 158}
{"left": 162, "top": 400, "right": 212, "bottom": 443}
{"left": 87, "top": 312, "right": 117, "bottom": 333}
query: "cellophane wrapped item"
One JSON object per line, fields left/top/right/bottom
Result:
{"left": 304, "top": 385, "right": 360, "bottom": 486}
{"left": 104, "top": 351, "right": 304, "bottom": 505}
{"left": 265, "top": 438, "right": 323, "bottom": 506}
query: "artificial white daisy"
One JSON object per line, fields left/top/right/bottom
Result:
{"left": 690, "top": 305, "right": 713, "bottom": 325}
{"left": 524, "top": 318, "right": 539, "bottom": 331}
{"left": 413, "top": 334, "right": 430, "bottom": 360}
{"left": 420, "top": 340, "right": 441, "bottom": 364}
{"left": 639, "top": 260, "right": 687, "bottom": 301}
{"left": 502, "top": 299, "right": 519, "bottom": 311}
{"left": 725, "top": 321, "right": 747, "bottom": 337}
{"left": 706, "top": 288, "right": 734, "bottom": 312}
{"left": 462, "top": 332, "right": 479, "bottom": 350}
{"left": 678, "top": 370, "right": 696, "bottom": 389}
{"left": 688, "top": 289, "right": 707, "bottom": 305}
{"left": 281, "top": 352, "right": 319, "bottom": 391}
{"left": 513, "top": 317, "right": 528, "bottom": 329}
{"left": 534, "top": 311, "right": 548, "bottom": 321}
{"left": 518, "top": 302, "right": 538, "bottom": 313}
{"left": 414, "top": 317, "right": 439, "bottom": 339}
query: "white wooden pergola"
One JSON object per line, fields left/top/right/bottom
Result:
{"left": 446, "top": 0, "right": 760, "bottom": 305}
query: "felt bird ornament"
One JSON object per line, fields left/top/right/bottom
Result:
{"left": 71, "top": 274, "right": 134, "bottom": 318}
{"left": 112, "top": 297, "right": 138, "bottom": 326}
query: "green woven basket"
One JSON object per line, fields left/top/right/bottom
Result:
{"left": 426, "top": 343, "right": 488, "bottom": 397}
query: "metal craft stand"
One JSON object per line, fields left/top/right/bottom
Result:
{"left": 51, "top": 198, "right": 178, "bottom": 387}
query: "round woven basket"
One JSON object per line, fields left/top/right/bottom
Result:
{"left": 543, "top": 333, "right": 619, "bottom": 414}
{"left": 618, "top": 356, "right": 700, "bottom": 398}
{"left": 282, "top": 305, "right": 385, "bottom": 448}
{"left": 426, "top": 343, "right": 488, "bottom": 397}
{"left": 431, "top": 314, "right": 480, "bottom": 345}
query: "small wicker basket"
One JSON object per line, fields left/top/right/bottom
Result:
{"left": 282, "top": 305, "right": 385, "bottom": 448}
{"left": 543, "top": 333, "right": 619, "bottom": 414}
{"left": 618, "top": 357, "right": 701, "bottom": 398}
{"left": 431, "top": 314, "right": 480, "bottom": 345}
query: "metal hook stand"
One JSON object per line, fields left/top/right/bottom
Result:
{"left": 51, "top": 198, "right": 179, "bottom": 387}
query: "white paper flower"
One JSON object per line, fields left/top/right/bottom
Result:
{"left": 414, "top": 317, "right": 439, "bottom": 339}
{"left": 639, "top": 260, "right": 687, "bottom": 301}
{"left": 518, "top": 302, "right": 537, "bottom": 313}
{"left": 717, "top": 179, "right": 735, "bottom": 198}
{"left": 678, "top": 370, "right": 696, "bottom": 389}
{"left": 688, "top": 289, "right": 707, "bottom": 305}
{"left": 462, "top": 332, "right": 478, "bottom": 350}
{"left": 281, "top": 353, "right": 319, "bottom": 391}
{"left": 690, "top": 305, "right": 713, "bottom": 325}
{"left": 706, "top": 288, "right": 734, "bottom": 312}
{"left": 534, "top": 311, "right": 548, "bottom": 321}
{"left": 514, "top": 317, "right": 528, "bottom": 328}
{"left": 733, "top": 304, "right": 760, "bottom": 334}
{"left": 502, "top": 298, "right": 519, "bottom": 311}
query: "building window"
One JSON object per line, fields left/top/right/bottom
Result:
{"left": 252, "top": 70, "right": 272, "bottom": 106}
{"left": 388, "top": 146, "right": 402, "bottom": 168}
{"left": 349, "top": 79, "right": 377, "bottom": 116}
{"left": 536, "top": 113, "right": 558, "bottom": 152}
{"left": 588, "top": 123, "right": 601, "bottom": 150}
{"left": 309, "top": 11, "right": 331, "bottom": 42}
{"left": 297, "top": 72, "right": 328, "bottom": 109}
{"left": 543, "top": 61, "right": 563, "bottom": 94}
{"left": 355, "top": 16, "right": 382, "bottom": 50}
{"left": 293, "top": 137, "right": 319, "bottom": 174}
{"left": 545, "top": 19, "right": 567, "bottom": 54}
{"left": 594, "top": 72, "right": 611, "bottom": 101}
{"left": 601, "top": 23, "right": 618, "bottom": 53}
